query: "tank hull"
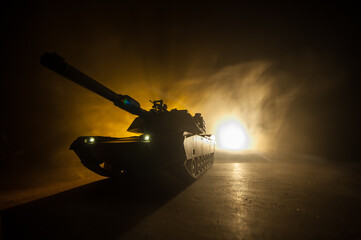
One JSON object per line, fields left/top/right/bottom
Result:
{"left": 70, "top": 133, "right": 215, "bottom": 180}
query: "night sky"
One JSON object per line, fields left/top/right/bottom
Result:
{"left": 1, "top": 0, "right": 360, "bottom": 173}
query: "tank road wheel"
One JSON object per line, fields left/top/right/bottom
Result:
{"left": 210, "top": 153, "right": 215, "bottom": 165}
{"left": 192, "top": 158, "right": 197, "bottom": 176}
{"left": 81, "top": 160, "right": 111, "bottom": 177}
{"left": 103, "top": 161, "right": 112, "bottom": 172}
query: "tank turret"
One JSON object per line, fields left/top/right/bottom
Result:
{"left": 41, "top": 52, "right": 215, "bottom": 180}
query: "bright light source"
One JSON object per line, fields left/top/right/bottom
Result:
{"left": 215, "top": 119, "right": 250, "bottom": 150}
{"left": 85, "top": 137, "right": 95, "bottom": 144}
{"left": 144, "top": 134, "right": 150, "bottom": 141}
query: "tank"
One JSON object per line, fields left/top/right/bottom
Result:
{"left": 40, "top": 52, "right": 215, "bottom": 180}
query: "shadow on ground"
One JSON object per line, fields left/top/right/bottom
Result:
{"left": 1, "top": 172, "right": 192, "bottom": 240}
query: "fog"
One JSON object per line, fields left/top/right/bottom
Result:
{"left": 1, "top": 1, "right": 359, "bottom": 175}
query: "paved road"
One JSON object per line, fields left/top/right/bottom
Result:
{"left": 1, "top": 151, "right": 361, "bottom": 239}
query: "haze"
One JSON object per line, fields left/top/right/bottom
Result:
{"left": 1, "top": 1, "right": 359, "bottom": 173}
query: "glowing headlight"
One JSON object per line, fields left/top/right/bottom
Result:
{"left": 144, "top": 134, "right": 150, "bottom": 141}
{"left": 85, "top": 137, "right": 95, "bottom": 144}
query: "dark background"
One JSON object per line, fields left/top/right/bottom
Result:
{"left": 1, "top": 0, "right": 360, "bottom": 175}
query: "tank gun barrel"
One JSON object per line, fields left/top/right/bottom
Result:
{"left": 40, "top": 52, "right": 148, "bottom": 118}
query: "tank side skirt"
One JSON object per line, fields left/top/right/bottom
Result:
{"left": 183, "top": 133, "right": 215, "bottom": 179}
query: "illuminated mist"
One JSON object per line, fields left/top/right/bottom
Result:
{"left": 1, "top": 1, "right": 357, "bottom": 178}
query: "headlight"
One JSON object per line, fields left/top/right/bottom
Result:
{"left": 142, "top": 134, "right": 150, "bottom": 142}
{"left": 85, "top": 137, "right": 95, "bottom": 144}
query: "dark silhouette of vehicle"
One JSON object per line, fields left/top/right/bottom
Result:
{"left": 41, "top": 53, "right": 215, "bottom": 180}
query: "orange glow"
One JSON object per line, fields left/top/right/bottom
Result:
{"left": 49, "top": 57, "right": 299, "bottom": 167}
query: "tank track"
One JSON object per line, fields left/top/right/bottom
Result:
{"left": 184, "top": 153, "right": 215, "bottom": 179}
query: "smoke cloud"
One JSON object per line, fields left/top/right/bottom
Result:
{"left": 1, "top": 0, "right": 358, "bottom": 177}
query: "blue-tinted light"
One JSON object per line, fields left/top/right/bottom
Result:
{"left": 123, "top": 99, "right": 130, "bottom": 105}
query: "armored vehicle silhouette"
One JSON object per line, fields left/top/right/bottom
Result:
{"left": 41, "top": 53, "right": 215, "bottom": 180}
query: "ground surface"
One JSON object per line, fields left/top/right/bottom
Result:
{"left": 1, "top": 151, "right": 361, "bottom": 239}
